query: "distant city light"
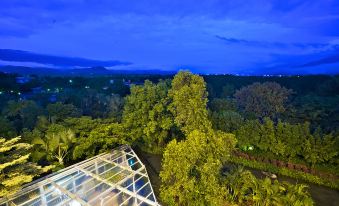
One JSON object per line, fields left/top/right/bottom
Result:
{"left": 0, "top": 91, "right": 3, "bottom": 94}
{"left": 85, "top": 86, "right": 90, "bottom": 89}
{"left": 18, "top": 92, "right": 21, "bottom": 95}
{"left": 69, "top": 79, "right": 73, "bottom": 83}
{"left": 10, "top": 90, "right": 14, "bottom": 93}
{"left": 47, "top": 88, "right": 51, "bottom": 92}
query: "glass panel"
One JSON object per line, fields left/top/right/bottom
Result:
{"left": 11, "top": 188, "right": 41, "bottom": 205}
{"left": 88, "top": 188, "right": 119, "bottom": 205}
{"left": 46, "top": 193, "right": 70, "bottom": 206}
{"left": 102, "top": 192, "right": 131, "bottom": 206}
{"left": 0, "top": 146, "right": 158, "bottom": 206}
{"left": 137, "top": 183, "right": 151, "bottom": 197}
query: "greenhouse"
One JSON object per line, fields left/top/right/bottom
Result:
{"left": 0, "top": 145, "right": 160, "bottom": 206}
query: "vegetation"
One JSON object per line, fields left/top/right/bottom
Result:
{"left": 236, "top": 119, "right": 338, "bottom": 168}
{"left": 0, "top": 71, "right": 338, "bottom": 205}
{"left": 168, "top": 71, "right": 211, "bottom": 135}
{"left": 224, "top": 166, "right": 314, "bottom": 206}
{"left": 0, "top": 137, "right": 51, "bottom": 197}
{"left": 123, "top": 80, "right": 174, "bottom": 153}
{"left": 160, "top": 130, "right": 236, "bottom": 206}
{"left": 234, "top": 82, "right": 292, "bottom": 119}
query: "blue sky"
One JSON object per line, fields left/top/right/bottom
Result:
{"left": 0, "top": 0, "right": 339, "bottom": 74}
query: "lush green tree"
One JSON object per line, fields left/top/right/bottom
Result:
{"left": 283, "top": 95, "right": 339, "bottom": 132}
{"left": 107, "top": 94, "right": 124, "bottom": 122}
{"left": 0, "top": 116, "right": 16, "bottom": 138}
{"left": 123, "top": 80, "right": 175, "bottom": 153}
{"left": 236, "top": 119, "right": 338, "bottom": 167}
{"left": 220, "top": 84, "right": 235, "bottom": 98}
{"left": 234, "top": 82, "right": 292, "bottom": 118}
{"left": 210, "top": 111, "right": 243, "bottom": 133}
{"left": 160, "top": 130, "right": 237, "bottom": 206}
{"left": 61, "top": 117, "right": 105, "bottom": 139}
{"left": 209, "top": 98, "right": 237, "bottom": 112}
{"left": 32, "top": 124, "right": 76, "bottom": 166}
{"left": 2, "top": 100, "right": 43, "bottom": 132}
{"left": 276, "top": 121, "right": 304, "bottom": 161}
{"left": 80, "top": 90, "right": 111, "bottom": 118}
{"left": 168, "top": 71, "right": 211, "bottom": 135}
{"left": 235, "top": 119, "right": 262, "bottom": 149}
{"left": 302, "top": 127, "right": 338, "bottom": 168}
{"left": 73, "top": 123, "right": 127, "bottom": 160}
{"left": 47, "top": 102, "right": 81, "bottom": 123}
{"left": 0, "top": 137, "right": 51, "bottom": 198}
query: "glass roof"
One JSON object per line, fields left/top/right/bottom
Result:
{"left": 0, "top": 145, "right": 160, "bottom": 206}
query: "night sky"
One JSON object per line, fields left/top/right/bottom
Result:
{"left": 1, "top": 0, "right": 339, "bottom": 74}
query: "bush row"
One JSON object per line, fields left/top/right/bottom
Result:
{"left": 234, "top": 151, "right": 339, "bottom": 180}
{"left": 230, "top": 153, "right": 339, "bottom": 190}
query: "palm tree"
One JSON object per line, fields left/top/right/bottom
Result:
{"left": 32, "top": 126, "right": 75, "bottom": 166}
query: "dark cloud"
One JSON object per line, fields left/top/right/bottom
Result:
{"left": 0, "top": 49, "right": 131, "bottom": 67}
{"left": 297, "top": 53, "right": 339, "bottom": 68}
{"left": 215, "top": 35, "right": 337, "bottom": 50}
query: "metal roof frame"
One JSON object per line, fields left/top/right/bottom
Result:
{"left": 0, "top": 145, "right": 160, "bottom": 206}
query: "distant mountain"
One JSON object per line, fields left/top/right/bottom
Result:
{"left": 0, "top": 65, "right": 176, "bottom": 76}
{"left": 0, "top": 49, "right": 131, "bottom": 67}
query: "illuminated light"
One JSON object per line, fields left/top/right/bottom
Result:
{"left": 18, "top": 92, "right": 21, "bottom": 95}
{"left": 10, "top": 90, "right": 14, "bottom": 93}
{"left": 69, "top": 79, "right": 73, "bottom": 83}
{"left": 47, "top": 88, "right": 51, "bottom": 92}
{"left": 0, "top": 91, "right": 2, "bottom": 94}
{"left": 248, "top": 146, "right": 254, "bottom": 151}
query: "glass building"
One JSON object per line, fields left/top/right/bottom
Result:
{"left": 0, "top": 145, "right": 160, "bottom": 206}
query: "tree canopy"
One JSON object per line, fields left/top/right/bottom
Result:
{"left": 234, "top": 82, "right": 292, "bottom": 119}
{"left": 160, "top": 130, "right": 237, "bottom": 206}
{"left": 168, "top": 71, "right": 211, "bottom": 135}
{"left": 0, "top": 137, "right": 51, "bottom": 198}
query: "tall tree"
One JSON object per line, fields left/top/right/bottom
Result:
{"left": 123, "top": 80, "right": 175, "bottom": 153}
{"left": 0, "top": 137, "right": 51, "bottom": 198}
{"left": 160, "top": 130, "right": 237, "bottom": 206}
{"left": 168, "top": 71, "right": 211, "bottom": 135}
{"left": 234, "top": 82, "right": 292, "bottom": 118}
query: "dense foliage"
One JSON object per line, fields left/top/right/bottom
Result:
{"left": 160, "top": 130, "right": 237, "bottom": 205}
{"left": 0, "top": 71, "right": 338, "bottom": 205}
{"left": 123, "top": 80, "right": 174, "bottom": 153}
{"left": 234, "top": 82, "right": 292, "bottom": 119}
{"left": 236, "top": 118, "right": 338, "bottom": 167}
{"left": 224, "top": 167, "right": 314, "bottom": 205}
{"left": 0, "top": 137, "right": 51, "bottom": 197}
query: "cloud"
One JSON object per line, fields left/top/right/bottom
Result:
{"left": 1, "top": 0, "right": 339, "bottom": 74}
{"left": 297, "top": 53, "right": 339, "bottom": 68}
{"left": 0, "top": 49, "right": 132, "bottom": 67}
{"left": 215, "top": 35, "right": 337, "bottom": 50}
